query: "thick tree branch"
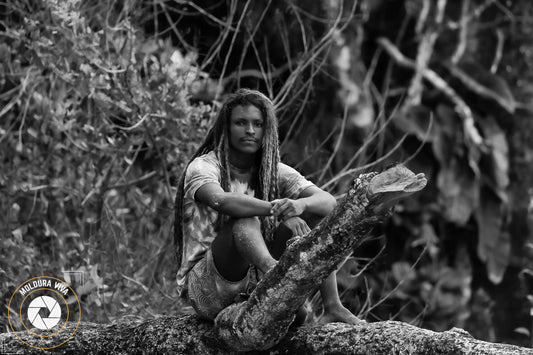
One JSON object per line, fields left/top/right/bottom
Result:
{"left": 451, "top": 0, "right": 470, "bottom": 64}
{"left": 1, "top": 316, "right": 531, "bottom": 354}
{"left": 214, "top": 165, "right": 427, "bottom": 351}
{"left": 408, "top": 0, "right": 447, "bottom": 107}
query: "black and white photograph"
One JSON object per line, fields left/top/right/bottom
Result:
{"left": 1, "top": 0, "right": 532, "bottom": 353}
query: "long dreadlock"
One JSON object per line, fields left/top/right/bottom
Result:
{"left": 174, "top": 89, "right": 280, "bottom": 266}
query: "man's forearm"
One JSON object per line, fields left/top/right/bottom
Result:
{"left": 299, "top": 192, "right": 337, "bottom": 216}
{"left": 213, "top": 192, "right": 272, "bottom": 217}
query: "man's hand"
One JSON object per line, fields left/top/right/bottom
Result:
{"left": 282, "top": 216, "right": 311, "bottom": 237}
{"left": 270, "top": 198, "right": 306, "bottom": 221}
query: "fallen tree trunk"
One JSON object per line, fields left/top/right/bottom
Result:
{"left": 1, "top": 315, "right": 531, "bottom": 354}
{"left": 3, "top": 166, "right": 529, "bottom": 353}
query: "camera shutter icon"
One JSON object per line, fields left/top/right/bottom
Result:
{"left": 27, "top": 296, "right": 62, "bottom": 330}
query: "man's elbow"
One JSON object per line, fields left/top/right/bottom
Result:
{"left": 323, "top": 193, "right": 337, "bottom": 214}
{"left": 207, "top": 192, "right": 227, "bottom": 211}
{"left": 208, "top": 192, "right": 243, "bottom": 216}
{"left": 329, "top": 195, "right": 338, "bottom": 212}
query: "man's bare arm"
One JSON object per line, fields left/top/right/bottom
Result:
{"left": 196, "top": 183, "right": 272, "bottom": 217}
{"left": 271, "top": 186, "right": 336, "bottom": 220}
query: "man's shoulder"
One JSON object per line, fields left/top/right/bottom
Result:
{"left": 189, "top": 151, "right": 220, "bottom": 169}
{"left": 277, "top": 161, "right": 299, "bottom": 176}
{"left": 186, "top": 151, "right": 221, "bottom": 179}
{"left": 194, "top": 150, "right": 219, "bottom": 164}
{"left": 277, "top": 161, "right": 315, "bottom": 194}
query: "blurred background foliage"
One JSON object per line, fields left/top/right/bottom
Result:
{"left": 1, "top": 0, "right": 533, "bottom": 348}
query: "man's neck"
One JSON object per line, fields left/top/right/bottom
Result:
{"left": 228, "top": 148, "right": 256, "bottom": 171}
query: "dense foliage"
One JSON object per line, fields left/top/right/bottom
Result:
{"left": 1, "top": 0, "right": 532, "bottom": 348}
{"left": 1, "top": 0, "right": 211, "bottom": 324}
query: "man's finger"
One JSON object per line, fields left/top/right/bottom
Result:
{"left": 275, "top": 200, "right": 288, "bottom": 209}
{"left": 291, "top": 226, "right": 300, "bottom": 237}
{"left": 277, "top": 204, "right": 293, "bottom": 218}
{"left": 296, "top": 223, "right": 306, "bottom": 236}
{"left": 271, "top": 202, "right": 284, "bottom": 216}
{"left": 271, "top": 199, "right": 288, "bottom": 215}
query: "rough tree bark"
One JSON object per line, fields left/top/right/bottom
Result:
{"left": 1, "top": 315, "right": 531, "bottom": 354}
{"left": 2, "top": 166, "right": 530, "bottom": 354}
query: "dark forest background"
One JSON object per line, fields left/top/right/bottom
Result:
{"left": 1, "top": 0, "right": 533, "bottom": 348}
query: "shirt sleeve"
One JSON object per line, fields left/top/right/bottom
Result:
{"left": 278, "top": 162, "right": 315, "bottom": 199}
{"left": 184, "top": 155, "right": 221, "bottom": 201}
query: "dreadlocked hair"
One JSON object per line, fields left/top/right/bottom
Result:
{"left": 174, "top": 89, "right": 280, "bottom": 266}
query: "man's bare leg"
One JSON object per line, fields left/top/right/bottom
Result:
{"left": 319, "top": 272, "right": 365, "bottom": 324}
{"left": 212, "top": 217, "right": 276, "bottom": 281}
{"left": 270, "top": 213, "right": 363, "bottom": 325}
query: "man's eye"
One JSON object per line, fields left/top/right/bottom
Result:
{"left": 255, "top": 122, "right": 263, "bottom": 127}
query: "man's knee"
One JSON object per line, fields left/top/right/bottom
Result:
{"left": 232, "top": 217, "right": 261, "bottom": 237}
{"left": 212, "top": 217, "right": 261, "bottom": 281}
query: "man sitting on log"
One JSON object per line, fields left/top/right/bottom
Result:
{"left": 174, "top": 88, "right": 363, "bottom": 326}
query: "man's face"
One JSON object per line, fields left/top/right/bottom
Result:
{"left": 229, "top": 105, "right": 264, "bottom": 155}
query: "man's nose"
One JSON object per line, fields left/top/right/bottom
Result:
{"left": 245, "top": 123, "right": 255, "bottom": 133}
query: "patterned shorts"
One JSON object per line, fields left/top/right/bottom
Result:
{"left": 187, "top": 249, "right": 254, "bottom": 320}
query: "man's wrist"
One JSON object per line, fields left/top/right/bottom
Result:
{"left": 298, "top": 199, "right": 307, "bottom": 214}
{"left": 282, "top": 215, "right": 297, "bottom": 223}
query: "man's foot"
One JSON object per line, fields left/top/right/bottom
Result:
{"left": 319, "top": 304, "right": 366, "bottom": 325}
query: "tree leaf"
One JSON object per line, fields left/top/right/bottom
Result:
{"left": 437, "top": 158, "right": 479, "bottom": 225}
{"left": 431, "top": 104, "right": 464, "bottom": 166}
{"left": 11, "top": 228, "right": 23, "bottom": 243}
{"left": 479, "top": 115, "right": 509, "bottom": 193}
{"left": 514, "top": 327, "right": 530, "bottom": 337}
{"left": 475, "top": 187, "right": 510, "bottom": 284}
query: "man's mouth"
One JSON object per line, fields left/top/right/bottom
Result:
{"left": 241, "top": 138, "right": 257, "bottom": 143}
